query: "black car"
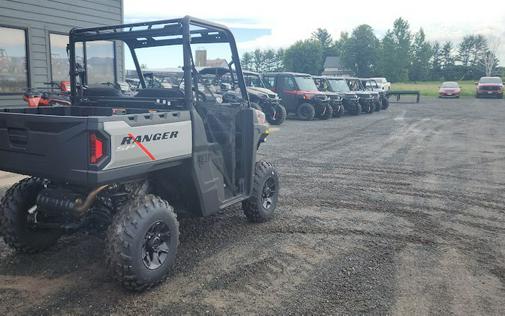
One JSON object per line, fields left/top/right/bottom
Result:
{"left": 262, "top": 72, "right": 332, "bottom": 121}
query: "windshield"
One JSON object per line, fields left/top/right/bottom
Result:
{"left": 294, "top": 76, "right": 318, "bottom": 91}
{"left": 442, "top": 82, "right": 459, "bottom": 88}
{"left": 365, "top": 80, "right": 378, "bottom": 89}
{"left": 346, "top": 79, "right": 362, "bottom": 91}
{"left": 244, "top": 73, "right": 265, "bottom": 88}
{"left": 327, "top": 79, "right": 350, "bottom": 92}
{"left": 479, "top": 77, "right": 503, "bottom": 84}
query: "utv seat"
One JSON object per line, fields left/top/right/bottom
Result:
{"left": 83, "top": 86, "right": 124, "bottom": 97}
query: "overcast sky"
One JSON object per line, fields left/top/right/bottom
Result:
{"left": 124, "top": 0, "right": 505, "bottom": 66}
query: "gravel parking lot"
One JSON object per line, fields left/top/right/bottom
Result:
{"left": 1, "top": 97, "right": 505, "bottom": 315}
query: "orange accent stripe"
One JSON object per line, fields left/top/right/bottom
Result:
{"left": 128, "top": 133, "right": 156, "bottom": 161}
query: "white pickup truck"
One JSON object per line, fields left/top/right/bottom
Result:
{"left": 371, "top": 77, "right": 391, "bottom": 91}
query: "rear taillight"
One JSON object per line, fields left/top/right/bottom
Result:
{"left": 59, "top": 81, "right": 70, "bottom": 92}
{"left": 254, "top": 109, "right": 267, "bottom": 125}
{"left": 90, "top": 133, "right": 104, "bottom": 164}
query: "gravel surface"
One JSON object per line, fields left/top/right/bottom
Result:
{"left": 1, "top": 97, "right": 505, "bottom": 315}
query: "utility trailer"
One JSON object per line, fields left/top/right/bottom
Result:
{"left": 0, "top": 16, "right": 279, "bottom": 291}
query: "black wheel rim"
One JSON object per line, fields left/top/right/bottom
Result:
{"left": 142, "top": 221, "right": 171, "bottom": 270}
{"left": 262, "top": 177, "right": 277, "bottom": 209}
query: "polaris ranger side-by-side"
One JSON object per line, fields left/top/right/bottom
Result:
{"left": 313, "top": 76, "right": 347, "bottom": 117}
{"left": 262, "top": 72, "right": 331, "bottom": 121}
{"left": 345, "top": 77, "right": 376, "bottom": 114}
{"left": 0, "top": 17, "right": 279, "bottom": 291}
{"left": 315, "top": 76, "right": 361, "bottom": 115}
{"left": 360, "top": 78, "right": 389, "bottom": 110}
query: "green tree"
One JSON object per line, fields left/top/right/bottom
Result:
{"left": 457, "top": 34, "right": 489, "bottom": 79}
{"left": 241, "top": 52, "right": 253, "bottom": 70}
{"left": 241, "top": 49, "right": 285, "bottom": 72}
{"left": 283, "top": 39, "right": 324, "bottom": 74}
{"left": 430, "top": 41, "right": 442, "bottom": 80}
{"left": 380, "top": 18, "right": 412, "bottom": 82}
{"left": 409, "top": 28, "right": 432, "bottom": 81}
{"left": 341, "top": 24, "right": 379, "bottom": 77}
{"left": 312, "top": 28, "right": 333, "bottom": 49}
{"left": 441, "top": 41, "right": 455, "bottom": 68}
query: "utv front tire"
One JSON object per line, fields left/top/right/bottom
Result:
{"left": 351, "top": 103, "right": 361, "bottom": 116}
{"left": 382, "top": 97, "right": 390, "bottom": 109}
{"left": 296, "top": 103, "right": 315, "bottom": 120}
{"left": 317, "top": 104, "right": 333, "bottom": 120}
{"left": 266, "top": 103, "right": 287, "bottom": 125}
{"left": 1, "top": 178, "right": 62, "bottom": 253}
{"left": 333, "top": 104, "right": 344, "bottom": 118}
{"left": 243, "top": 161, "right": 279, "bottom": 223}
{"left": 105, "top": 194, "right": 179, "bottom": 291}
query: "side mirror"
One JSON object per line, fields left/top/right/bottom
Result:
{"left": 474, "top": 82, "right": 478, "bottom": 85}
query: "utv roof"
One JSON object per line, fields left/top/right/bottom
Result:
{"left": 263, "top": 72, "right": 313, "bottom": 77}
{"left": 69, "top": 16, "right": 234, "bottom": 48}
{"left": 199, "top": 67, "right": 259, "bottom": 77}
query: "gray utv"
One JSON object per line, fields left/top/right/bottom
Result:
{"left": 0, "top": 17, "right": 279, "bottom": 291}
{"left": 344, "top": 77, "right": 376, "bottom": 114}
{"left": 314, "top": 76, "right": 361, "bottom": 116}
{"left": 360, "top": 78, "right": 389, "bottom": 110}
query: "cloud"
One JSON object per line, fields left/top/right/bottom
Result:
{"left": 124, "top": 0, "right": 505, "bottom": 63}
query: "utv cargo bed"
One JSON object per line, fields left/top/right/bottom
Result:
{"left": 0, "top": 106, "right": 192, "bottom": 187}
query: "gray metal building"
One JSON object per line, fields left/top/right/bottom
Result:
{"left": 0, "top": 0, "right": 124, "bottom": 106}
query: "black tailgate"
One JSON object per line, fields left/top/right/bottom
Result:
{"left": 0, "top": 113, "right": 89, "bottom": 184}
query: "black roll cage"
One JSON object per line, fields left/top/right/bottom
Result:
{"left": 68, "top": 16, "right": 250, "bottom": 107}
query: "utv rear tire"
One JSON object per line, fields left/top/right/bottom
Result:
{"left": 317, "top": 104, "right": 333, "bottom": 120}
{"left": 266, "top": 103, "right": 287, "bottom": 125}
{"left": 296, "top": 103, "right": 315, "bottom": 121}
{"left": 105, "top": 194, "right": 179, "bottom": 291}
{"left": 366, "top": 103, "right": 374, "bottom": 114}
{"left": 1, "top": 178, "right": 62, "bottom": 253}
{"left": 243, "top": 161, "right": 279, "bottom": 223}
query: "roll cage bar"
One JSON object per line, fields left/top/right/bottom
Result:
{"left": 68, "top": 16, "right": 249, "bottom": 107}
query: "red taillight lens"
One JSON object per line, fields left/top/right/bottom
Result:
{"left": 60, "top": 81, "right": 70, "bottom": 92}
{"left": 90, "top": 133, "right": 104, "bottom": 164}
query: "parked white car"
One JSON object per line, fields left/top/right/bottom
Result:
{"left": 371, "top": 77, "right": 391, "bottom": 91}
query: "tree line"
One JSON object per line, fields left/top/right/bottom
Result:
{"left": 241, "top": 18, "right": 503, "bottom": 82}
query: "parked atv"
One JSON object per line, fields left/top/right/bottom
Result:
{"left": 345, "top": 77, "right": 375, "bottom": 114}
{"left": 262, "top": 72, "right": 331, "bottom": 120}
{"left": 361, "top": 78, "right": 389, "bottom": 110}
{"left": 199, "top": 68, "right": 286, "bottom": 125}
{"left": 0, "top": 16, "right": 279, "bottom": 291}
{"left": 23, "top": 81, "right": 71, "bottom": 107}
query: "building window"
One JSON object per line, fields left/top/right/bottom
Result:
{"left": 86, "top": 41, "right": 115, "bottom": 84}
{"left": 50, "top": 33, "right": 84, "bottom": 82}
{"left": 0, "top": 26, "right": 28, "bottom": 94}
